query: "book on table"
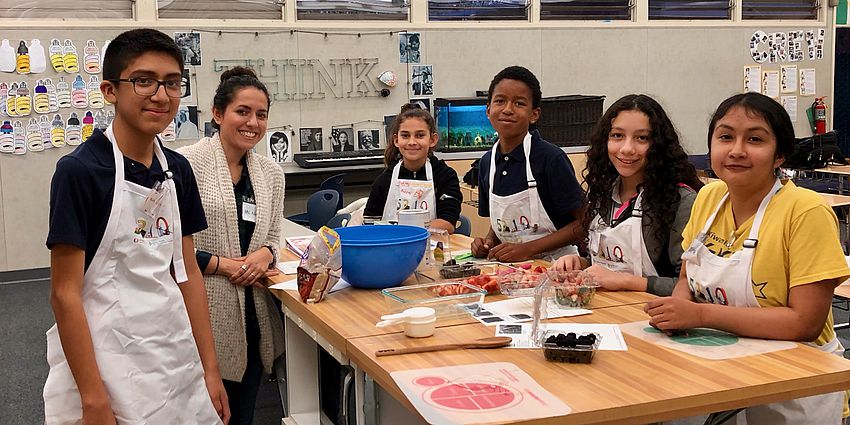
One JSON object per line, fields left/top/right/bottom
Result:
{"left": 285, "top": 235, "right": 313, "bottom": 258}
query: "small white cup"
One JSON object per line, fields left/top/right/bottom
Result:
{"left": 398, "top": 209, "right": 430, "bottom": 228}
{"left": 376, "top": 307, "right": 436, "bottom": 338}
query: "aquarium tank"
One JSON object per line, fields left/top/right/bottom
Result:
{"left": 434, "top": 97, "right": 498, "bottom": 152}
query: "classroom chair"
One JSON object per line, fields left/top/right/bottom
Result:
{"left": 307, "top": 189, "right": 341, "bottom": 231}
{"left": 455, "top": 214, "right": 472, "bottom": 236}
{"left": 326, "top": 213, "right": 352, "bottom": 229}
{"left": 287, "top": 173, "right": 346, "bottom": 226}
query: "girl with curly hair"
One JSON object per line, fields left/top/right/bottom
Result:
{"left": 552, "top": 94, "right": 702, "bottom": 296}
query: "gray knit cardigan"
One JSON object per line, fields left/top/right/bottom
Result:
{"left": 179, "top": 134, "right": 286, "bottom": 382}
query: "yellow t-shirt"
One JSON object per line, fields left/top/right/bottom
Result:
{"left": 682, "top": 180, "right": 849, "bottom": 346}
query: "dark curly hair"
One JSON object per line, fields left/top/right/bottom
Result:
{"left": 583, "top": 94, "right": 703, "bottom": 248}
{"left": 487, "top": 66, "right": 542, "bottom": 109}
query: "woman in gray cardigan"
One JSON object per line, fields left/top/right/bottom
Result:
{"left": 179, "top": 66, "right": 284, "bottom": 425}
{"left": 552, "top": 95, "right": 703, "bottom": 296}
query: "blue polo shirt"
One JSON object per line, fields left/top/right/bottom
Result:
{"left": 477, "top": 130, "right": 585, "bottom": 229}
{"left": 47, "top": 129, "right": 208, "bottom": 271}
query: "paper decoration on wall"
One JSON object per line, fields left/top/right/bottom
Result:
{"left": 0, "top": 40, "right": 14, "bottom": 73}
{"left": 174, "top": 32, "right": 201, "bottom": 66}
{"left": 410, "top": 97, "right": 431, "bottom": 113}
{"left": 203, "top": 121, "right": 214, "bottom": 138}
{"left": 45, "top": 78, "right": 58, "bottom": 112}
{"left": 0, "top": 82, "right": 7, "bottom": 117}
{"left": 63, "top": 40, "right": 79, "bottom": 73}
{"left": 781, "top": 96, "right": 798, "bottom": 123}
{"left": 71, "top": 75, "right": 88, "bottom": 109}
{"left": 780, "top": 65, "right": 797, "bottom": 94}
{"left": 50, "top": 114, "right": 65, "bottom": 147}
{"left": 331, "top": 127, "right": 354, "bottom": 152}
{"left": 101, "top": 40, "right": 110, "bottom": 65}
{"left": 378, "top": 70, "right": 398, "bottom": 87}
{"left": 105, "top": 110, "right": 114, "bottom": 127}
{"left": 806, "top": 29, "right": 825, "bottom": 60}
{"left": 82, "top": 111, "right": 94, "bottom": 140}
{"left": 13, "top": 120, "right": 25, "bottom": 154}
{"left": 6, "top": 82, "right": 18, "bottom": 117}
{"left": 159, "top": 121, "right": 176, "bottom": 142}
{"left": 412, "top": 65, "right": 433, "bottom": 96}
{"left": 49, "top": 39, "right": 64, "bottom": 72}
{"left": 357, "top": 129, "right": 379, "bottom": 150}
{"left": 66, "top": 112, "right": 81, "bottom": 145}
{"left": 787, "top": 31, "right": 804, "bottom": 62}
{"left": 88, "top": 76, "right": 103, "bottom": 109}
{"left": 39, "top": 115, "right": 51, "bottom": 148}
{"left": 56, "top": 77, "right": 71, "bottom": 109}
{"left": 800, "top": 68, "right": 816, "bottom": 96}
{"left": 84, "top": 40, "right": 100, "bottom": 74}
{"left": 383, "top": 114, "right": 396, "bottom": 142}
{"left": 268, "top": 130, "right": 291, "bottom": 163}
{"left": 94, "top": 110, "right": 107, "bottom": 130}
{"left": 175, "top": 105, "right": 199, "bottom": 140}
{"left": 30, "top": 39, "right": 46, "bottom": 73}
{"left": 744, "top": 66, "right": 761, "bottom": 93}
{"left": 0, "top": 120, "right": 11, "bottom": 153}
{"left": 16, "top": 41, "right": 30, "bottom": 74}
{"left": 27, "top": 118, "right": 43, "bottom": 152}
{"left": 180, "top": 69, "right": 195, "bottom": 105}
{"left": 34, "top": 80, "right": 49, "bottom": 114}
{"left": 16, "top": 81, "right": 31, "bottom": 116}
{"left": 299, "top": 128, "right": 323, "bottom": 152}
{"left": 749, "top": 31, "right": 769, "bottom": 63}
{"left": 762, "top": 70, "right": 780, "bottom": 99}
{"left": 768, "top": 32, "right": 787, "bottom": 63}
{"left": 399, "top": 33, "right": 420, "bottom": 64}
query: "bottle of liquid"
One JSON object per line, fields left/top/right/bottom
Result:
{"left": 39, "top": 115, "right": 52, "bottom": 149}
{"left": 0, "top": 120, "right": 13, "bottom": 153}
{"left": 6, "top": 82, "right": 18, "bottom": 117}
{"left": 34, "top": 80, "right": 49, "bottom": 114}
{"left": 82, "top": 111, "right": 94, "bottom": 141}
{"left": 16, "top": 81, "right": 31, "bottom": 116}
{"left": 84, "top": 40, "right": 100, "bottom": 74}
{"left": 87, "top": 76, "right": 103, "bottom": 109}
{"left": 0, "top": 82, "right": 7, "bottom": 117}
{"left": 62, "top": 39, "right": 78, "bottom": 73}
{"left": 72, "top": 74, "right": 87, "bottom": 109}
{"left": 45, "top": 78, "right": 58, "bottom": 112}
{"left": 49, "top": 38, "right": 64, "bottom": 72}
{"left": 66, "top": 112, "right": 81, "bottom": 146}
{"left": 50, "top": 113, "right": 65, "bottom": 147}
{"left": 56, "top": 76, "right": 71, "bottom": 109}
{"left": 12, "top": 120, "right": 25, "bottom": 154}
{"left": 27, "top": 117, "right": 43, "bottom": 152}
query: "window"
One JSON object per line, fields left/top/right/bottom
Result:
{"left": 0, "top": 0, "right": 133, "bottom": 19}
{"left": 157, "top": 0, "right": 283, "bottom": 19}
{"left": 648, "top": 0, "right": 730, "bottom": 20}
{"left": 296, "top": 0, "right": 408, "bottom": 20}
{"left": 428, "top": 0, "right": 529, "bottom": 21}
{"left": 540, "top": 0, "right": 631, "bottom": 21}
{"left": 742, "top": 1, "right": 818, "bottom": 20}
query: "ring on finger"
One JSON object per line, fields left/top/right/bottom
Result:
{"left": 240, "top": 264, "right": 249, "bottom": 271}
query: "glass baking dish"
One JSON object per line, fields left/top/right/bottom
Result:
{"left": 381, "top": 282, "right": 486, "bottom": 320}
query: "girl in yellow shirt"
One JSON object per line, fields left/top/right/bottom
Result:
{"left": 646, "top": 92, "right": 849, "bottom": 424}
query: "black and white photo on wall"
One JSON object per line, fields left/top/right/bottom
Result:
{"left": 181, "top": 69, "right": 192, "bottom": 98}
{"left": 299, "top": 128, "right": 323, "bottom": 152}
{"left": 399, "top": 32, "right": 421, "bottom": 64}
{"left": 411, "top": 65, "right": 433, "bottom": 96}
{"left": 358, "top": 129, "right": 380, "bottom": 151}
{"left": 331, "top": 127, "right": 355, "bottom": 152}
{"left": 268, "top": 130, "right": 290, "bottom": 163}
{"left": 174, "top": 32, "right": 201, "bottom": 66}
{"left": 383, "top": 115, "right": 397, "bottom": 143}
{"left": 203, "top": 121, "right": 215, "bottom": 138}
{"left": 409, "top": 97, "right": 431, "bottom": 113}
{"left": 175, "top": 105, "right": 199, "bottom": 140}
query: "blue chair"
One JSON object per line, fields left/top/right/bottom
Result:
{"left": 455, "top": 214, "right": 472, "bottom": 236}
{"left": 307, "top": 189, "right": 341, "bottom": 231}
{"left": 326, "top": 213, "right": 351, "bottom": 229}
{"left": 287, "top": 173, "right": 346, "bottom": 226}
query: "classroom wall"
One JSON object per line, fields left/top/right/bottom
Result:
{"left": 0, "top": 21, "right": 835, "bottom": 271}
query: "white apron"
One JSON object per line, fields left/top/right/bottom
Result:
{"left": 589, "top": 188, "right": 658, "bottom": 277}
{"left": 43, "top": 125, "right": 222, "bottom": 425}
{"left": 488, "top": 133, "right": 577, "bottom": 261}
{"left": 683, "top": 179, "right": 844, "bottom": 425}
{"left": 380, "top": 160, "right": 437, "bottom": 223}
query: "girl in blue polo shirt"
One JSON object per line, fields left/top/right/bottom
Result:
{"left": 471, "top": 66, "right": 585, "bottom": 262}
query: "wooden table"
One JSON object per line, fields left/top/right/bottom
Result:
{"left": 348, "top": 304, "right": 850, "bottom": 425}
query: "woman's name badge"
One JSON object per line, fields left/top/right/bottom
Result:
{"left": 243, "top": 202, "right": 257, "bottom": 223}
{"left": 142, "top": 180, "right": 169, "bottom": 218}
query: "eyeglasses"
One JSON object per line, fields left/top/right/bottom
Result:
{"left": 109, "top": 77, "right": 184, "bottom": 98}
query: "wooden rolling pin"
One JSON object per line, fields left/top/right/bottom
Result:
{"left": 375, "top": 336, "right": 512, "bottom": 357}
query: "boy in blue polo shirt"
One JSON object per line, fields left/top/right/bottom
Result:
{"left": 44, "top": 29, "right": 228, "bottom": 424}
{"left": 471, "top": 66, "right": 586, "bottom": 262}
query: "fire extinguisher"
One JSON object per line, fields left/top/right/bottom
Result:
{"left": 813, "top": 96, "right": 827, "bottom": 135}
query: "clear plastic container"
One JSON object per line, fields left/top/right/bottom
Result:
{"left": 382, "top": 281, "right": 486, "bottom": 320}
{"left": 540, "top": 330, "right": 601, "bottom": 363}
{"left": 546, "top": 270, "right": 599, "bottom": 308}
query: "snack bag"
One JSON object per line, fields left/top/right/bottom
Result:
{"left": 296, "top": 226, "right": 342, "bottom": 303}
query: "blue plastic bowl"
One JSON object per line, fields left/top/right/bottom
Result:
{"left": 336, "top": 225, "right": 429, "bottom": 289}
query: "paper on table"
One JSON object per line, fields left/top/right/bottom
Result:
{"left": 276, "top": 260, "right": 300, "bottom": 275}
{"left": 495, "top": 323, "right": 628, "bottom": 351}
{"left": 267, "top": 276, "right": 350, "bottom": 293}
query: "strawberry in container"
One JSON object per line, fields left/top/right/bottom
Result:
{"left": 548, "top": 270, "right": 600, "bottom": 308}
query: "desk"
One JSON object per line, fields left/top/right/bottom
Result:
{"left": 348, "top": 304, "right": 850, "bottom": 425}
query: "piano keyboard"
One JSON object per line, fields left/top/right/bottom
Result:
{"left": 294, "top": 150, "right": 385, "bottom": 169}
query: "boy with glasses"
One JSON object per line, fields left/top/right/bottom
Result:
{"left": 45, "top": 29, "right": 228, "bottom": 424}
